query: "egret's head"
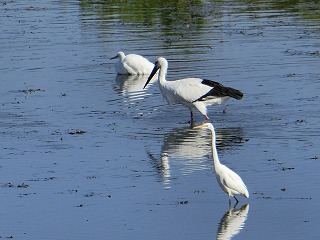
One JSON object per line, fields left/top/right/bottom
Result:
{"left": 193, "top": 122, "right": 214, "bottom": 130}
{"left": 110, "top": 51, "right": 125, "bottom": 60}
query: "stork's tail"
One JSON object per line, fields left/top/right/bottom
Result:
{"left": 201, "top": 79, "right": 244, "bottom": 100}
{"left": 223, "top": 86, "right": 243, "bottom": 100}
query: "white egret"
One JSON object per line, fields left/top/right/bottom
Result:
{"left": 143, "top": 57, "right": 243, "bottom": 121}
{"left": 194, "top": 122, "right": 249, "bottom": 205}
{"left": 110, "top": 51, "right": 154, "bottom": 75}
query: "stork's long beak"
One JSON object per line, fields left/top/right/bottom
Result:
{"left": 143, "top": 65, "right": 159, "bottom": 89}
{"left": 110, "top": 55, "right": 118, "bottom": 60}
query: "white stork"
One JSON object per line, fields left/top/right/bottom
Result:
{"left": 143, "top": 57, "right": 243, "bottom": 121}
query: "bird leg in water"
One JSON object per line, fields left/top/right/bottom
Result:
{"left": 189, "top": 117, "right": 196, "bottom": 128}
{"left": 229, "top": 196, "right": 239, "bottom": 208}
{"left": 189, "top": 111, "right": 196, "bottom": 127}
{"left": 190, "top": 111, "right": 195, "bottom": 121}
{"left": 189, "top": 111, "right": 209, "bottom": 123}
{"left": 190, "top": 120, "right": 196, "bottom": 128}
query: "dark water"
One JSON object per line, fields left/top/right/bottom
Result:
{"left": 1, "top": 0, "right": 319, "bottom": 239}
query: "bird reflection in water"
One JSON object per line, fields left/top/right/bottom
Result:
{"left": 216, "top": 204, "right": 249, "bottom": 240}
{"left": 146, "top": 125, "right": 244, "bottom": 189}
{"left": 115, "top": 74, "right": 157, "bottom": 100}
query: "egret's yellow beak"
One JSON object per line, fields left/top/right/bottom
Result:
{"left": 193, "top": 123, "right": 206, "bottom": 129}
{"left": 193, "top": 120, "right": 211, "bottom": 129}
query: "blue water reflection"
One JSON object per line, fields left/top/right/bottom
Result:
{"left": 217, "top": 204, "right": 250, "bottom": 240}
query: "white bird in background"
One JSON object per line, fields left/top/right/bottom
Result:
{"left": 110, "top": 51, "right": 154, "bottom": 75}
{"left": 143, "top": 57, "right": 243, "bottom": 122}
{"left": 194, "top": 122, "right": 249, "bottom": 205}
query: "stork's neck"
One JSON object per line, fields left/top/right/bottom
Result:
{"left": 158, "top": 63, "right": 168, "bottom": 85}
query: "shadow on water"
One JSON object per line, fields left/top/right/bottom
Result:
{"left": 80, "top": 0, "right": 320, "bottom": 27}
{"left": 80, "top": 0, "right": 223, "bottom": 30}
{"left": 216, "top": 204, "right": 250, "bottom": 240}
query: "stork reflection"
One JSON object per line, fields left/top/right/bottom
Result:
{"left": 217, "top": 204, "right": 249, "bottom": 240}
{"left": 146, "top": 125, "right": 244, "bottom": 188}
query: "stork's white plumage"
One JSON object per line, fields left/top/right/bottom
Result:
{"left": 194, "top": 122, "right": 249, "bottom": 205}
{"left": 143, "top": 57, "right": 243, "bottom": 121}
{"left": 111, "top": 51, "right": 154, "bottom": 75}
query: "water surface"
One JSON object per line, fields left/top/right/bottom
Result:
{"left": 1, "top": 0, "right": 319, "bottom": 239}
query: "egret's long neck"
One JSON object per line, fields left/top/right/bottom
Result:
{"left": 209, "top": 126, "right": 221, "bottom": 168}
{"left": 119, "top": 53, "right": 126, "bottom": 62}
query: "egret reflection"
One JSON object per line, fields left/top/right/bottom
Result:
{"left": 217, "top": 204, "right": 249, "bottom": 240}
{"left": 146, "top": 125, "right": 244, "bottom": 188}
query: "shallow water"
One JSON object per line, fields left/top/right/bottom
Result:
{"left": 1, "top": 0, "right": 319, "bottom": 239}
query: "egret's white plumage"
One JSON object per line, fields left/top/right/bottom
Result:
{"left": 111, "top": 51, "right": 154, "bottom": 75}
{"left": 144, "top": 57, "right": 243, "bottom": 121}
{"left": 194, "top": 122, "right": 249, "bottom": 205}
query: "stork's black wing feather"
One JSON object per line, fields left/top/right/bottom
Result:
{"left": 196, "top": 79, "right": 243, "bottom": 101}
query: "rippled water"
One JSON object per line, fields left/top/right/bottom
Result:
{"left": 1, "top": 0, "right": 319, "bottom": 239}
